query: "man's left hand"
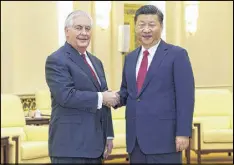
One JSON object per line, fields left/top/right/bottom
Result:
{"left": 175, "top": 136, "right": 189, "bottom": 152}
{"left": 103, "top": 139, "right": 113, "bottom": 159}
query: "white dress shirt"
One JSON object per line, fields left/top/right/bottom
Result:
{"left": 79, "top": 52, "right": 103, "bottom": 109}
{"left": 79, "top": 51, "right": 113, "bottom": 140}
{"left": 136, "top": 40, "right": 161, "bottom": 78}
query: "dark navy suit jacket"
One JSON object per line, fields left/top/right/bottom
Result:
{"left": 117, "top": 40, "right": 195, "bottom": 154}
{"left": 45, "top": 42, "right": 114, "bottom": 158}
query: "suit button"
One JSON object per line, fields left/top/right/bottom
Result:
{"left": 137, "top": 98, "right": 140, "bottom": 102}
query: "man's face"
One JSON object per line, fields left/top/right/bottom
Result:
{"left": 135, "top": 14, "right": 163, "bottom": 48}
{"left": 65, "top": 15, "right": 92, "bottom": 51}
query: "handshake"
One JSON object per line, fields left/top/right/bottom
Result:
{"left": 102, "top": 90, "right": 120, "bottom": 108}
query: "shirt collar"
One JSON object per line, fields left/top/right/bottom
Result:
{"left": 141, "top": 39, "right": 161, "bottom": 56}
{"left": 78, "top": 51, "right": 87, "bottom": 57}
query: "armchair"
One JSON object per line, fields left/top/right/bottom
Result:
{"left": 186, "top": 89, "right": 233, "bottom": 164}
{"left": 1, "top": 94, "right": 50, "bottom": 163}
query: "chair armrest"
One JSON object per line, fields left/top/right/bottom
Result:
{"left": 1, "top": 128, "right": 26, "bottom": 141}
{"left": 192, "top": 124, "right": 196, "bottom": 130}
{"left": 1, "top": 136, "right": 20, "bottom": 163}
{"left": 193, "top": 117, "right": 204, "bottom": 124}
{"left": 24, "top": 125, "right": 48, "bottom": 141}
{"left": 190, "top": 120, "right": 205, "bottom": 150}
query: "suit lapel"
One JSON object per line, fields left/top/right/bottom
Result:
{"left": 65, "top": 42, "right": 101, "bottom": 91}
{"left": 130, "top": 47, "right": 142, "bottom": 96}
{"left": 137, "top": 40, "right": 169, "bottom": 97}
{"left": 87, "top": 52, "right": 103, "bottom": 91}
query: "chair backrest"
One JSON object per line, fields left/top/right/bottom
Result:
{"left": 35, "top": 90, "right": 51, "bottom": 111}
{"left": 194, "top": 89, "right": 233, "bottom": 117}
{"left": 1, "top": 94, "right": 26, "bottom": 127}
{"left": 1, "top": 94, "right": 27, "bottom": 141}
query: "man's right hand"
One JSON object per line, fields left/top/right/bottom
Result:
{"left": 102, "top": 91, "right": 120, "bottom": 107}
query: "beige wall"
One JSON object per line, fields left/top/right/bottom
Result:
{"left": 1, "top": 1, "right": 58, "bottom": 94}
{"left": 166, "top": 1, "right": 233, "bottom": 91}
{"left": 185, "top": 2, "right": 233, "bottom": 88}
{"left": 1, "top": 1, "right": 233, "bottom": 94}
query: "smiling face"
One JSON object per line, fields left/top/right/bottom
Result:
{"left": 65, "top": 15, "right": 92, "bottom": 53}
{"left": 135, "top": 14, "right": 163, "bottom": 49}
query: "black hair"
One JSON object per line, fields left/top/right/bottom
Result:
{"left": 134, "top": 5, "right": 164, "bottom": 24}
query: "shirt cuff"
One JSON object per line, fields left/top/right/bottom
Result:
{"left": 107, "top": 136, "right": 114, "bottom": 140}
{"left": 97, "top": 92, "right": 103, "bottom": 109}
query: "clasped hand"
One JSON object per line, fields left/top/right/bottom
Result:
{"left": 102, "top": 90, "right": 120, "bottom": 108}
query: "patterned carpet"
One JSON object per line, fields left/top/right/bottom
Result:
{"left": 104, "top": 152, "right": 233, "bottom": 164}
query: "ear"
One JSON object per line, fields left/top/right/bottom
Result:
{"left": 161, "top": 23, "right": 164, "bottom": 29}
{"left": 160, "top": 23, "right": 163, "bottom": 33}
{"left": 64, "top": 27, "right": 69, "bottom": 37}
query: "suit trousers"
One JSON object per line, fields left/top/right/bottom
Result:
{"left": 50, "top": 156, "right": 103, "bottom": 164}
{"left": 129, "top": 138, "right": 182, "bottom": 164}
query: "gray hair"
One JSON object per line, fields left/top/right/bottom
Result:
{"left": 64, "top": 10, "right": 93, "bottom": 28}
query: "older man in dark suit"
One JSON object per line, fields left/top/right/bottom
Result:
{"left": 45, "top": 10, "right": 118, "bottom": 163}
